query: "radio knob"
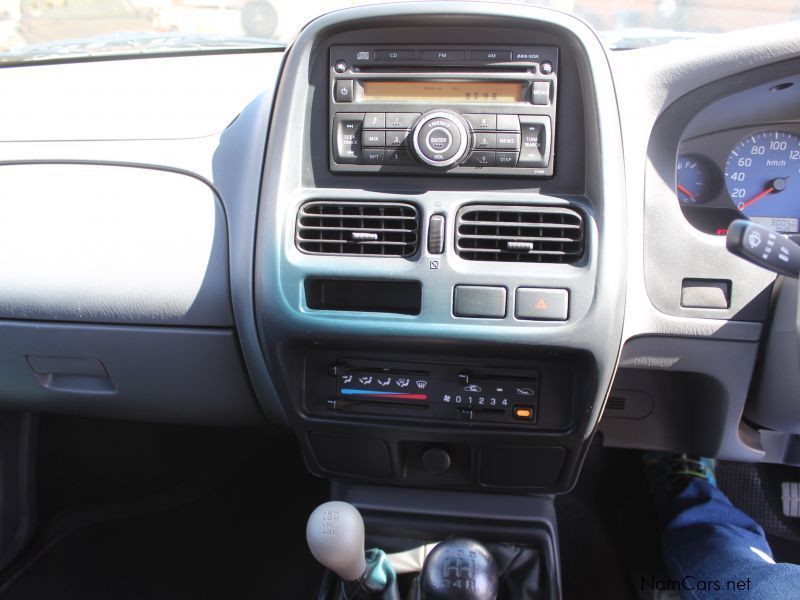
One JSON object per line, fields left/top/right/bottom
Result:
{"left": 411, "top": 110, "right": 471, "bottom": 168}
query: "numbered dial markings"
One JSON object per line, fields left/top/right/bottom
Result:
{"left": 676, "top": 154, "right": 717, "bottom": 204}
{"left": 725, "top": 131, "right": 800, "bottom": 217}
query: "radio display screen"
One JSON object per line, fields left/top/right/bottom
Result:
{"left": 362, "top": 81, "right": 523, "bottom": 103}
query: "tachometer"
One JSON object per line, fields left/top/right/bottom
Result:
{"left": 725, "top": 131, "right": 800, "bottom": 229}
{"left": 676, "top": 154, "right": 717, "bottom": 204}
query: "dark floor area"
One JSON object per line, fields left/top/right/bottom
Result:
{"left": 556, "top": 441, "right": 652, "bottom": 600}
{"left": 0, "top": 416, "right": 329, "bottom": 600}
{"left": 556, "top": 441, "right": 800, "bottom": 600}
{"left": 4, "top": 417, "right": 800, "bottom": 599}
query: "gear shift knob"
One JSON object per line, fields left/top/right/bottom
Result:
{"left": 306, "top": 501, "right": 367, "bottom": 582}
{"left": 420, "top": 538, "right": 499, "bottom": 600}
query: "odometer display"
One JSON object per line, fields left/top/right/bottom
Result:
{"left": 725, "top": 131, "right": 800, "bottom": 223}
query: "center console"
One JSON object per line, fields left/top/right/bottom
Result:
{"left": 255, "top": 2, "right": 625, "bottom": 499}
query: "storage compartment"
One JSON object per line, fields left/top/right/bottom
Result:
{"left": 308, "top": 432, "right": 393, "bottom": 478}
{"left": 0, "top": 320, "right": 261, "bottom": 425}
{"left": 0, "top": 163, "right": 232, "bottom": 326}
{"left": 305, "top": 278, "right": 422, "bottom": 315}
{"left": 480, "top": 446, "right": 566, "bottom": 487}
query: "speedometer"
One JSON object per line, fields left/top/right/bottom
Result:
{"left": 725, "top": 131, "right": 800, "bottom": 232}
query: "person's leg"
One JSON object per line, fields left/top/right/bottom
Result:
{"left": 649, "top": 454, "right": 800, "bottom": 599}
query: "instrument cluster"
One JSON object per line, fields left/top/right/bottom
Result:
{"left": 677, "top": 125, "right": 800, "bottom": 235}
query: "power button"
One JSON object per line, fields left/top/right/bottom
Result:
{"left": 334, "top": 80, "right": 353, "bottom": 103}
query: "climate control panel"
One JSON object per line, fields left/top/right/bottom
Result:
{"left": 333, "top": 364, "right": 539, "bottom": 421}
{"left": 303, "top": 354, "right": 575, "bottom": 431}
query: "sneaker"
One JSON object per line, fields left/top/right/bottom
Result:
{"left": 643, "top": 452, "right": 717, "bottom": 509}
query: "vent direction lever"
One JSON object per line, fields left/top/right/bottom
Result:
{"left": 351, "top": 232, "right": 379, "bottom": 241}
{"left": 507, "top": 241, "right": 534, "bottom": 252}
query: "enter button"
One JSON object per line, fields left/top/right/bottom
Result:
{"left": 515, "top": 288, "right": 569, "bottom": 321}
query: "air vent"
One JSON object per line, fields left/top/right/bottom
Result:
{"left": 296, "top": 201, "right": 419, "bottom": 257}
{"left": 455, "top": 205, "right": 584, "bottom": 263}
{"left": 606, "top": 397, "right": 627, "bottom": 411}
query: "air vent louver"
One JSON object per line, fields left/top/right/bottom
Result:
{"left": 607, "top": 397, "right": 627, "bottom": 411}
{"left": 296, "top": 201, "right": 420, "bottom": 257}
{"left": 456, "top": 205, "right": 584, "bottom": 263}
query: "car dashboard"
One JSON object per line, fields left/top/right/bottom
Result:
{"left": 1, "top": 2, "right": 800, "bottom": 498}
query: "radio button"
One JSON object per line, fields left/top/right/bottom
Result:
{"left": 496, "top": 151, "right": 519, "bottom": 167}
{"left": 362, "top": 148, "right": 385, "bottom": 164}
{"left": 518, "top": 116, "right": 550, "bottom": 168}
{"left": 496, "top": 133, "right": 521, "bottom": 150}
{"left": 385, "top": 130, "right": 410, "bottom": 147}
{"left": 423, "top": 126, "right": 453, "bottom": 155}
{"left": 421, "top": 50, "right": 466, "bottom": 61}
{"left": 473, "top": 132, "right": 496, "bottom": 150}
{"left": 332, "top": 113, "right": 364, "bottom": 164}
{"left": 465, "top": 151, "right": 496, "bottom": 167}
{"left": 463, "top": 114, "right": 497, "bottom": 131}
{"left": 385, "top": 149, "right": 416, "bottom": 165}
{"left": 496, "top": 114, "right": 521, "bottom": 132}
{"left": 532, "top": 81, "right": 551, "bottom": 105}
{"left": 364, "top": 113, "right": 386, "bottom": 128}
{"left": 362, "top": 130, "right": 385, "bottom": 147}
{"left": 413, "top": 113, "right": 468, "bottom": 167}
{"left": 386, "top": 113, "right": 420, "bottom": 129}
{"left": 471, "top": 50, "right": 512, "bottom": 62}
{"left": 374, "top": 49, "right": 415, "bottom": 61}
{"left": 334, "top": 79, "right": 353, "bottom": 103}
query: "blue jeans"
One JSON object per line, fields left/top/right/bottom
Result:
{"left": 658, "top": 478, "right": 800, "bottom": 599}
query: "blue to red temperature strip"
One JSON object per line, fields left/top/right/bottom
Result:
{"left": 339, "top": 388, "right": 428, "bottom": 401}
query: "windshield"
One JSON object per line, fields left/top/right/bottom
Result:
{"left": 0, "top": 0, "right": 798, "bottom": 60}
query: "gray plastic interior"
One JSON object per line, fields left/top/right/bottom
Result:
{"left": 0, "top": 163, "right": 231, "bottom": 326}
{"left": 601, "top": 336, "right": 763, "bottom": 461}
{"left": 253, "top": 2, "right": 627, "bottom": 493}
{"left": 0, "top": 320, "right": 260, "bottom": 425}
{"left": 0, "top": 2, "right": 798, "bottom": 472}
{"left": 747, "top": 277, "right": 800, "bottom": 433}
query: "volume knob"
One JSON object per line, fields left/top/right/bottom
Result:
{"left": 411, "top": 110, "right": 471, "bottom": 168}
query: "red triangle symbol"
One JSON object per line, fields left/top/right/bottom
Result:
{"left": 535, "top": 298, "right": 549, "bottom": 310}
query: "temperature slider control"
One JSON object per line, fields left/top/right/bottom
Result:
{"left": 333, "top": 368, "right": 539, "bottom": 422}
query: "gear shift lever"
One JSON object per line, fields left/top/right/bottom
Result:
{"left": 307, "top": 501, "right": 401, "bottom": 600}
{"left": 307, "top": 501, "right": 367, "bottom": 581}
{"left": 420, "top": 538, "right": 499, "bottom": 600}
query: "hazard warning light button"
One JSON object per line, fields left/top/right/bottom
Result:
{"left": 515, "top": 288, "right": 569, "bottom": 321}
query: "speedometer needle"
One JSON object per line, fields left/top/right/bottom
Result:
{"left": 740, "top": 177, "right": 788, "bottom": 210}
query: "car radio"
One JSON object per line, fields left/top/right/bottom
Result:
{"left": 329, "top": 45, "right": 558, "bottom": 176}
